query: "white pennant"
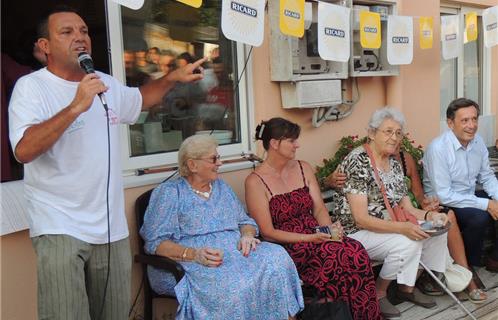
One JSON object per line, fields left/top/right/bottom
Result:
{"left": 317, "top": 2, "right": 350, "bottom": 62}
{"left": 483, "top": 5, "right": 498, "bottom": 48}
{"left": 441, "top": 15, "right": 461, "bottom": 60}
{"left": 110, "top": 0, "right": 144, "bottom": 10}
{"left": 221, "top": 0, "right": 266, "bottom": 47}
{"left": 387, "top": 16, "right": 413, "bottom": 65}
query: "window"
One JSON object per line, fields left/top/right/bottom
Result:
{"left": 107, "top": 0, "right": 252, "bottom": 172}
{"left": 439, "top": 5, "right": 493, "bottom": 145}
{"left": 0, "top": 0, "right": 109, "bottom": 182}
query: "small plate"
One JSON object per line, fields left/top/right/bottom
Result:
{"left": 420, "top": 221, "right": 451, "bottom": 237}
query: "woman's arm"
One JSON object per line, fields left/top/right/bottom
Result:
{"left": 301, "top": 161, "right": 333, "bottom": 226}
{"left": 239, "top": 224, "right": 257, "bottom": 237}
{"left": 347, "top": 193, "right": 429, "bottom": 240}
{"left": 245, "top": 173, "right": 330, "bottom": 244}
{"left": 156, "top": 240, "right": 224, "bottom": 267}
{"left": 403, "top": 151, "right": 425, "bottom": 205}
{"left": 155, "top": 239, "right": 195, "bottom": 261}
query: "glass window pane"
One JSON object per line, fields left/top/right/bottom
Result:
{"left": 121, "top": 1, "right": 240, "bottom": 157}
{"left": 463, "top": 17, "right": 482, "bottom": 113}
{"left": 440, "top": 48, "right": 457, "bottom": 121}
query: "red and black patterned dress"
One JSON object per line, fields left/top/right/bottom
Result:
{"left": 253, "top": 161, "right": 382, "bottom": 320}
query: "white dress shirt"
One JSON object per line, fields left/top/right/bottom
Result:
{"left": 423, "top": 130, "right": 498, "bottom": 210}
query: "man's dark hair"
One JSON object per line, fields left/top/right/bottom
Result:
{"left": 37, "top": 5, "right": 81, "bottom": 39}
{"left": 446, "top": 98, "right": 480, "bottom": 120}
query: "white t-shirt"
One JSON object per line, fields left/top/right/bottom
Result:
{"left": 9, "top": 68, "right": 142, "bottom": 244}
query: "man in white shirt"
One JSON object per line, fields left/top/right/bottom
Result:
{"left": 423, "top": 98, "right": 498, "bottom": 273}
{"left": 8, "top": 5, "right": 205, "bottom": 320}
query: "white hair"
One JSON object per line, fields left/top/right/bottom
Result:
{"left": 178, "top": 135, "right": 218, "bottom": 177}
{"left": 368, "top": 107, "right": 406, "bottom": 131}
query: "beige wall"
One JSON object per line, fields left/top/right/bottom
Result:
{"left": 1, "top": 0, "right": 497, "bottom": 319}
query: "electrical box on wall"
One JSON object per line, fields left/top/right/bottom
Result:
{"left": 350, "top": 0, "right": 399, "bottom": 77}
{"left": 269, "top": 0, "right": 349, "bottom": 82}
{"left": 268, "top": 0, "right": 349, "bottom": 108}
{"left": 281, "top": 79, "right": 342, "bottom": 109}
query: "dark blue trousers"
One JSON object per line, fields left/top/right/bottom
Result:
{"left": 451, "top": 191, "right": 498, "bottom": 266}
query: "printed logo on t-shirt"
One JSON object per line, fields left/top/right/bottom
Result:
{"left": 66, "top": 118, "right": 85, "bottom": 134}
{"left": 106, "top": 108, "right": 119, "bottom": 125}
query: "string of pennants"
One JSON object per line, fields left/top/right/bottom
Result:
{"left": 113, "top": 0, "right": 498, "bottom": 65}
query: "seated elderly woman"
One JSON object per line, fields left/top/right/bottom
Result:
{"left": 140, "top": 135, "right": 303, "bottom": 320}
{"left": 245, "top": 117, "right": 382, "bottom": 320}
{"left": 326, "top": 140, "right": 487, "bottom": 302}
{"left": 333, "top": 107, "right": 449, "bottom": 319}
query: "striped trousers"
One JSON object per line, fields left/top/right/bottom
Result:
{"left": 32, "top": 235, "right": 131, "bottom": 320}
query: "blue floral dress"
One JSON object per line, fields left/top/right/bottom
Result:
{"left": 140, "top": 178, "right": 304, "bottom": 320}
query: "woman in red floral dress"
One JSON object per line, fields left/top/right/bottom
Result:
{"left": 245, "top": 117, "right": 382, "bottom": 320}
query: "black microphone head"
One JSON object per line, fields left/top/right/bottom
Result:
{"left": 78, "top": 52, "right": 95, "bottom": 74}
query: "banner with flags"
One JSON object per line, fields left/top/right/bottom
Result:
{"left": 483, "top": 6, "right": 498, "bottom": 48}
{"left": 465, "top": 12, "right": 478, "bottom": 43}
{"left": 317, "top": 2, "right": 350, "bottom": 62}
{"left": 279, "top": 0, "right": 305, "bottom": 37}
{"left": 221, "top": 0, "right": 266, "bottom": 47}
{"left": 176, "top": 0, "right": 202, "bottom": 8}
{"left": 419, "top": 17, "right": 433, "bottom": 49}
{"left": 387, "top": 16, "right": 413, "bottom": 65}
{"left": 441, "top": 15, "right": 460, "bottom": 60}
{"left": 360, "top": 11, "right": 381, "bottom": 49}
{"left": 111, "top": 0, "right": 144, "bottom": 10}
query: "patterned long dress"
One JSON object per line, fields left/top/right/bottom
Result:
{"left": 140, "top": 178, "right": 304, "bottom": 320}
{"left": 253, "top": 161, "right": 382, "bottom": 320}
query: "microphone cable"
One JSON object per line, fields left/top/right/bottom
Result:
{"left": 98, "top": 100, "right": 111, "bottom": 320}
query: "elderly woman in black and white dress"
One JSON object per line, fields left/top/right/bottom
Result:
{"left": 333, "top": 107, "right": 449, "bottom": 319}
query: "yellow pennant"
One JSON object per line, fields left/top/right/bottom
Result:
{"left": 465, "top": 12, "right": 478, "bottom": 43}
{"left": 360, "top": 11, "right": 381, "bottom": 49}
{"left": 279, "top": 0, "right": 305, "bottom": 37}
{"left": 419, "top": 17, "right": 433, "bottom": 49}
{"left": 176, "top": 0, "right": 202, "bottom": 8}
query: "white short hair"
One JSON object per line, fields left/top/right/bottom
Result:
{"left": 178, "top": 135, "right": 218, "bottom": 177}
{"left": 368, "top": 107, "right": 406, "bottom": 131}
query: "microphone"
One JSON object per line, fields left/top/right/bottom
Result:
{"left": 77, "top": 52, "right": 107, "bottom": 108}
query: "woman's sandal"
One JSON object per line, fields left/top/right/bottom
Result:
{"left": 466, "top": 288, "right": 487, "bottom": 304}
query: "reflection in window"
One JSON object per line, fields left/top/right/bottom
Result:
{"left": 121, "top": 1, "right": 240, "bottom": 157}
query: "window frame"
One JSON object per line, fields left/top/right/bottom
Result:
{"left": 106, "top": 0, "right": 255, "bottom": 179}
{"left": 439, "top": 4, "right": 493, "bottom": 142}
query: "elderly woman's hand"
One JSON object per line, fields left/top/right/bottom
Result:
{"left": 194, "top": 247, "right": 224, "bottom": 267}
{"left": 399, "top": 222, "right": 430, "bottom": 241}
{"left": 324, "top": 169, "right": 347, "bottom": 189}
{"left": 238, "top": 235, "right": 261, "bottom": 257}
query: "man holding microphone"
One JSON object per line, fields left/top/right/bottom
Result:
{"left": 9, "top": 5, "right": 204, "bottom": 319}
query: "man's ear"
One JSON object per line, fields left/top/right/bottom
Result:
{"left": 446, "top": 118, "right": 454, "bottom": 130}
{"left": 37, "top": 38, "right": 50, "bottom": 55}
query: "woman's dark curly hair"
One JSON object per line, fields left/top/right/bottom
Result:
{"left": 255, "top": 117, "right": 301, "bottom": 150}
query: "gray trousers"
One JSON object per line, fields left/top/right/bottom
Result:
{"left": 32, "top": 235, "right": 131, "bottom": 320}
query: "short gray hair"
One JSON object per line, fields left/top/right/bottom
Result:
{"left": 178, "top": 135, "right": 218, "bottom": 177}
{"left": 368, "top": 107, "right": 406, "bottom": 131}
